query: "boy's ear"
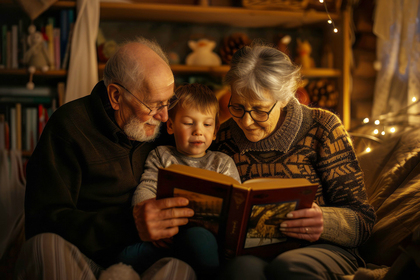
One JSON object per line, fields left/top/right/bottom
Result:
{"left": 213, "top": 123, "right": 220, "bottom": 140}
{"left": 108, "top": 84, "right": 123, "bottom": 110}
{"left": 167, "top": 118, "right": 174, "bottom": 135}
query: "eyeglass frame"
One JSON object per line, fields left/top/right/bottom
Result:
{"left": 227, "top": 97, "right": 278, "bottom": 123}
{"left": 114, "top": 82, "right": 179, "bottom": 115}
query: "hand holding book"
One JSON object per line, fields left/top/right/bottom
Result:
{"left": 132, "top": 196, "right": 194, "bottom": 242}
{"left": 278, "top": 202, "right": 323, "bottom": 243}
{"left": 156, "top": 164, "right": 319, "bottom": 260}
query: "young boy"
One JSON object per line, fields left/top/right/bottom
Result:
{"left": 118, "top": 83, "right": 240, "bottom": 278}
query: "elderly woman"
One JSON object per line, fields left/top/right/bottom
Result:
{"left": 213, "top": 43, "right": 376, "bottom": 279}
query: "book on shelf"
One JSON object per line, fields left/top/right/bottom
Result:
{"left": 0, "top": 86, "right": 53, "bottom": 97}
{"left": 156, "top": 164, "right": 318, "bottom": 260}
{"left": 1, "top": 25, "right": 6, "bottom": 68}
{"left": 61, "top": 9, "right": 74, "bottom": 70}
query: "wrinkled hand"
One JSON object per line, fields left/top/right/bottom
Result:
{"left": 133, "top": 197, "right": 194, "bottom": 242}
{"left": 279, "top": 202, "right": 323, "bottom": 242}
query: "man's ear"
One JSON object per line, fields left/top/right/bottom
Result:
{"left": 107, "top": 84, "right": 123, "bottom": 110}
{"left": 167, "top": 118, "right": 174, "bottom": 135}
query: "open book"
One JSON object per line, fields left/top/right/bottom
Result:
{"left": 156, "top": 164, "right": 318, "bottom": 260}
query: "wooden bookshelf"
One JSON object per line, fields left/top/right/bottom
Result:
{"left": 0, "top": 0, "right": 351, "bottom": 130}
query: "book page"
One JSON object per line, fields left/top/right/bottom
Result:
{"left": 241, "top": 178, "right": 317, "bottom": 190}
{"left": 165, "top": 164, "right": 239, "bottom": 185}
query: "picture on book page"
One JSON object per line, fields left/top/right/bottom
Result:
{"left": 174, "top": 188, "right": 223, "bottom": 236}
{"left": 244, "top": 201, "right": 297, "bottom": 249}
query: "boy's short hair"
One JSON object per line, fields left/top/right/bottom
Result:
{"left": 169, "top": 83, "right": 220, "bottom": 127}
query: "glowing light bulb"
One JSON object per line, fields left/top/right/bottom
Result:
{"left": 374, "top": 120, "right": 380, "bottom": 125}
{"left": 319, "top": 0, "right": 324, "bottom": 3}
{"left": 381, "top": 131, "right": 385, "bottom": 135}
{"left": 333, "top": 28, "right": 338, "bottom": 33}
{"left": 373, "top": 129, "right": 379, "bottom": 134}
{"left": 366, "top": 147, "right": 371, "bottom": 153}
{"left": 328, "top": 20, "right": 332, "bottom": 24}
{"left": 363, "top": 118, "right": 369, "bottom": 124}
{"left": 390, "top": 127, "right": 396, "bottom": 133}
{"left": 412, "top": 97, "right": 417, "bottom": 102}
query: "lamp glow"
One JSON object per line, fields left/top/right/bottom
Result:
{"left": 374, "top": 120, "right": 380, "bottom": 125}
{"left": 366, "top": 147, "right": 371, "bottom": 153}
{"left": 390, "top": 127, "right": 396, "bottom": 133}
{"left": 381, "top": 131, "right": 385, "bottom": 135}
{"left": 328, "top": 19, "right": 332, "bottom": 24}
{"left": 412, "top": 97, "right": 417, "bottom": 102}
{"left": 363, "top": 118, "right": 369, "bottom": 123}
{"left": 319, "top": 0, "right": 324, "bottom": 3}
{"left": 333, "top": 28, "right": 338, "bottom": 33}
{"left": 373, "top": 129, "right": 379, "bottom": 134}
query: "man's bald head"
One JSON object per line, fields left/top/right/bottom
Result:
{"left": 103, "top": 37, "right": 171, "bottom": 91}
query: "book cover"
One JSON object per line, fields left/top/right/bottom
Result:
{"left": 53, "top": 28, "right": 61, "bottom": 70}
{"left": 156, "top": 164, "right": 318, "bottom": 260}
{"left": 61, "top": 10, "right": 74, "bottom": 70}
{"left": 46, "top": 18, "right": 54, "bottom": 70}
{"left": 1, "top": 25, "right": 7, "bottom": 68}
{"left": 60, "top": 9, "right": 68, "bottom": 64}
{"left": 11, "top": 25, "right": 18, "bottom": 69}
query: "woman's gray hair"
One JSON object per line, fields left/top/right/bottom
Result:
{"left": 103, "top": 36, "right": 169, "bottom": 90}
{"left": 224, "top": 42, "right": 301, "bottom": 105}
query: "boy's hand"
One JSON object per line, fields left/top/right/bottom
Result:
{"left": 133, "top": 197, "right": 194, "bottom": 242}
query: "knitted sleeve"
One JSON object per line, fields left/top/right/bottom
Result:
{"left": 314, "top": 111, "right": 376, "bottom": 247}
{"left": 132, "top": 149, "right": 163, "bottom": 206}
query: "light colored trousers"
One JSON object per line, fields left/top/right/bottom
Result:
{"left": 13, "top": 233, "right": 196, "bottom": 280}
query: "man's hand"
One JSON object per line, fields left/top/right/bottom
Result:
{"left": 279, "top": 202, "right": 323, "bottom": 242}
{"left": 133, "top": 197, "right": 194, "bottom": 242}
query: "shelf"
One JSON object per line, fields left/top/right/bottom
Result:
{"left": 98, "top": 2, "right": 339, "bottom": 28}
{"left": 0, "top": 68, "right": 67, "bottom": 77}
{"left": 0, "top": 0, "right": 338, "bottom": 28}
{"left": 2, "top": 65, "right": 341, "bottom": 78}
{"left": 98, "top": 63, "right": 341, "bottom": 78}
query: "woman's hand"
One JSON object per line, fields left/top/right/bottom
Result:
{"left": 279, "top": 202, "right": 323, "bottom": 242}
{"left": 133, "top": 197, "right": 194, "bottom": 242}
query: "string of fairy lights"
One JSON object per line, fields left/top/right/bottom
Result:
{"left": 319, "top": 0, "right": 338, "bottom": 33}
{"left": 357, "top": 97, "right": 420, "bottom": 153}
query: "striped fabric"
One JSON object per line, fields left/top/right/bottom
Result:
{"left": 14, "top": 233, "right": 196, "bottom": 280}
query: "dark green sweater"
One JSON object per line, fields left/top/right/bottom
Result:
{"left": 213, "top": 98, "right": 376, "bottom": 251}
{"left": 25, "top": 81, "right": 157, "bottom": 267}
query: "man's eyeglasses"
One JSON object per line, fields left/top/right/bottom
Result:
{"left": 114, "top": 82, "right": 178, "bottom": 115}
{"left": 228, "top": 98, "right": 277, "bottom": 122}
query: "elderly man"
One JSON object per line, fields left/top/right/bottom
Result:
{"left": 15, "top": 38, "right": 196, "bottom": 280}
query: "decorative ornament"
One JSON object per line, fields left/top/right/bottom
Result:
{"left": 23, "top": 24, "right": 51, "bottom": 90}
{"left": 306, "top": 78, "right": 339, "bottom": 109}
{"left": 185, "top": 38, "right": 222, "bottom": 66}
{"left": 295, "top": 38, "right": 315, "bottom": 68}
{"left": 219, "top": 33, "right": 251, "bottom": 65}
{"left": 276, "top": 34, "right": 292, "bottom": 59}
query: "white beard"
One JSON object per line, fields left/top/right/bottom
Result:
{"left": 123, "top": 116, "right": 161, "bottom": 142}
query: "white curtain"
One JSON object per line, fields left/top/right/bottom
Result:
{"left": 371, "top": 0, "right": 420, "bottom": 123}
{"left": 64, "top": 0, "right": 100, "bottom": 103}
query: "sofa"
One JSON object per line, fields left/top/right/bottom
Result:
{"left": 350, "top": 125, "right": 420, "bottom": 278}
{"left": 1, "top": 126, "right": 420, "bottom": 279}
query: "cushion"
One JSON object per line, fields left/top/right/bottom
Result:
{"left": 357, "top": 127, "right": 420, "bottom": 266}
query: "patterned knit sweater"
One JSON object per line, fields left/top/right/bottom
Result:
{"left": 212, "top": 98, "right": 376, "bottom": 249}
